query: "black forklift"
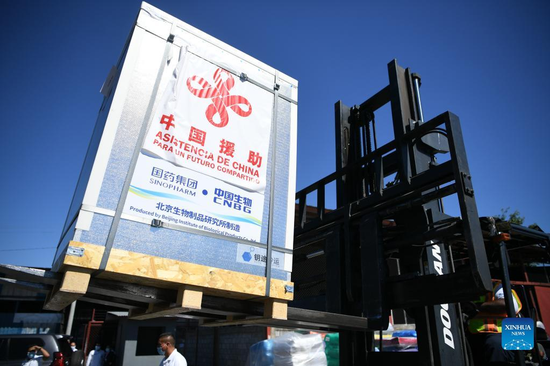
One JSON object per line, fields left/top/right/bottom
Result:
{"left": 292, "top": 59, "right": 550, "bottom": 365}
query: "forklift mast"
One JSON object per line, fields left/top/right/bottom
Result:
{"left": 293, "top": 60, "right": 492, "bottom": 365}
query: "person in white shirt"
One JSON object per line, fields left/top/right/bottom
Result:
{"left": 21, "top": 345, "right": 50, "bottom": 366}
{"left": 86, "top": 343, "right": 105, "bottom": 366}
{"left": 157, "top": 333, "right": 187, "bottom": 366}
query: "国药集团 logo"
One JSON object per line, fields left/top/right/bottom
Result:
{"left": 187, "top": 68, "right": 252, "bottom": 128}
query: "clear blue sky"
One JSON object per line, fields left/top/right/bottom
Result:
{"left": 1, "top": 0, "right": 549, "bottom": 268}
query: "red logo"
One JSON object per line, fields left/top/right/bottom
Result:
{"left": 187, "top": 68, "right": 252, "bottom": 128}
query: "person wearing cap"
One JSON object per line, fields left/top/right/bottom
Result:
{"left": 537, "top": 321, "right": 548, "bottom": 341}
{"left": 536, "top": 321, "right": 548, "bottom": 362}
{"left": 468, "top": 281, "right": 522, "bottom": 365}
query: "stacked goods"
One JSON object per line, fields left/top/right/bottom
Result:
{"left": 272, "top": 333, "right": 327, "bottom": 366}
{"left": 46, "top": 2, "right": 297, "bottom": 316}
{"left": 247, "top": 339, "right": 273, "bottom": 366}
{"left": 324, "top": 333, "right": 339, "bottom": 365}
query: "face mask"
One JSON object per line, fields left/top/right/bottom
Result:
{"left": 95, "top": 346, "right": 101, "bottom": 351}
{"left": 27, "top": 352, "right": 36, "bottom": 359}
{"left": 105, "top": 348, "right": 110, "bottom": 353}
{"left": 71, "top": 346, "right": 76, "bottom": 352}
{"left": 157, "top": 346, "right": 165, "bottom": 356}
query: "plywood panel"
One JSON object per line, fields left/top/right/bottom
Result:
{"left": 59, "top": 241, "right": 293, "bottom": 301}
{"left": 62, "top": 241, "right": 105, "bottom": 270}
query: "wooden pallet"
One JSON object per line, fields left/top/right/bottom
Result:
{"left": 0, "top": 263, "right": 375, "bottom": 332}
{"left": 45, "top": 241, "right": 293, "bottom": 321}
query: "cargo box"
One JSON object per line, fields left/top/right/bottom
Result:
{"left": 48, "top": 2, "right": 297, "bottom": 317}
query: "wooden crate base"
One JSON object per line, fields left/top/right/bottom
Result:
{"left": 201, "top": 298, "right": 289, "bottom": 327}
{"left": 46, "top": 241, "right": 293, "bottom": 318}
{"left": 43, "top": 269, "right": 92, "bottom": 311}
{"left": 128, "top": 285, "right": 203, "bottom": 320}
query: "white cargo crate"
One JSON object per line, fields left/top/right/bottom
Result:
{"left": 48, "top": 2, "right": 297, "bottom": 315}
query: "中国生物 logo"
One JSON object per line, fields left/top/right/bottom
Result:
{"left": 187, "top": 68, "right": 252, "bottom": 128}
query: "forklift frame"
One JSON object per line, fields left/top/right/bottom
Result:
{"left": 292, "top": 60, "right": 493, "bottom": 365}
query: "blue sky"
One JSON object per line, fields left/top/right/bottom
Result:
{"left": 1, "top": 0, "right": 549, "bottom": 268}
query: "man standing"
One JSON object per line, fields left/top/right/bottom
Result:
{"left": 157, "top": 333, "right": 187, "bottom": 366}
{"left": 86, "top": 343, "right": 105, "bottom": 366}
{"left": 104, "top": 345, "right": 116, "bottom": 366}
{"left": 468, "top": 281, "right": 522, "bottom": 365}
{"left": 22, "top": 345, "right": 50, "bottom": 366}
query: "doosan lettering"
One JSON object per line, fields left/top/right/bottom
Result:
{"left": 432, "top": 244, "right": 455, "bottom": 349}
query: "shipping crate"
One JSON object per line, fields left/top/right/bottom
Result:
{"left": 48, "top": 2, "right": 297, "bottom": 319}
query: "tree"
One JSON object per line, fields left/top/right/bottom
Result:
{"left": 496, "top": 207, "right": 525, "bottom": 225}
{"left": 496, "top": 208, "right": 542, "bottom": 230}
